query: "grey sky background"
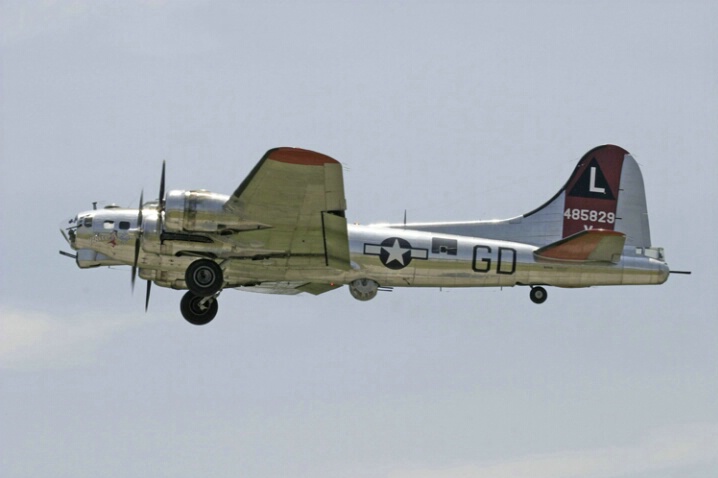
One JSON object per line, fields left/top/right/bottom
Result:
{"left": 1, "top": 1, "right": 717, "bottom": 477}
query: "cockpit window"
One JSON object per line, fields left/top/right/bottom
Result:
{"left": 83, "top": 217, "right": 92, "bottom": 228}
{"left": 119, "top": 221, "right": 130, "bottom": 230}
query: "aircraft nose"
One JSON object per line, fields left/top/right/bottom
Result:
{"left": 59, "top": 215, "right": 78, "bottom": 247}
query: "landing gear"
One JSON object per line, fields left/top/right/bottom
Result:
{"left": 349, "top": 279, "right": 379, "bottom": 301}
{"left": 180, "top": 291, "right": 219, "bottom": 326}
{"left": 185, "top": 259, "right": 224, "bottom": 297}
{"left": 530, "top": 286, "right": 547, "bottom": 304}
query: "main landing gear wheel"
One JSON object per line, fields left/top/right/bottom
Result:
{"left": 185, "top": 259, "right": 224, "bottom": 297}
{"left": 180, "top": 291, "right": 219, "bottom": 326}
{"left": 530, "top": 286, "right": 548, "bottom": 304}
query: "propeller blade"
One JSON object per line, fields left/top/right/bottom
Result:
{"left": 138, "top": 190, "right": 144, "bottom": 227}
{"left": 145, "top": 280, "right": 152, "bottom": 312}
{"left": 131, "top": 190, "right": 144, "bottom": 292}
{"left": 157, "top": 162, "right": 166, "bottom": 241}
{"left": 132, "top": 237, "right": 140, "bottom": 292}
{"left": 159, "top": 161, "right": 166, "bottom": 210}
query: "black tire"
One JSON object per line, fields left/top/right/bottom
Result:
{"left": 530, "top": 286, "right": 548, "bottom": 304}
{"left": 180, "top": 291, "right": 218, "bottom": 326}
{"left": 185, "top": 259, "right": 224, "bottom": 297}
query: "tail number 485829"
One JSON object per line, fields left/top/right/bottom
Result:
{"left": 564, "top": 208, "right": 615, "bottom": 223}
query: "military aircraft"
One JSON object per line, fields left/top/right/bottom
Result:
{"left": 59, "top": 144, "right": 685, "bottom": 325}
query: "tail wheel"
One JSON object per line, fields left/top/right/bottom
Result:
{"left": 180, "top": 291, "right": 218, "bottom": 326}
{"left": 185, "top": 259, "right": 224, "bottom": 297}
{"left": 530, "top": 286, "right": 548, "bottom": 304}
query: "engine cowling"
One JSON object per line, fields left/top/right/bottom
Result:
{"left": 164, "top": 190, "right": 264, "bottom": 233}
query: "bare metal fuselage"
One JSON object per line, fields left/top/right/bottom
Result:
{"left": 65, "top": 208, "right": 668, "bottom": 291}
{"left": 348, "top": 224, "right": 668, "bottom": 289}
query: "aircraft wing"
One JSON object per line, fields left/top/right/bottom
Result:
{"left": 534, "top": 229, "right": 626, "bottom": 263}
{"left": 223, "top": 147, "right": 351, "bottom": 270}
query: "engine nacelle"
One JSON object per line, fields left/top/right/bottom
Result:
{"left": 164, "top": 190, "right": 265, "bottom": 233}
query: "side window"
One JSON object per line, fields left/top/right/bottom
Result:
{"left": 83, "top": 217, "right": 92, "bottom": 228}
{"left": 432, "top": 237, "right": 458, "bottom": 256}
{"left": 119, "top": 221, "right": 130, "bottom": 230}
{"left": 103, "top": 220, "right": 114, "bottom": 230}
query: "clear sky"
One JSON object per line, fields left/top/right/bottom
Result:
{"left": 1, "top": 1, "right": 717, "bottom": 477}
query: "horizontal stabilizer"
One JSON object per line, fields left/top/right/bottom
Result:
{"left": 534, "top": 229, "right": 626, "bottom": 263}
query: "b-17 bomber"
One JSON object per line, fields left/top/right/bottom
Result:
{"left": 60, "top": 145, "right": 685, "bottom": 325}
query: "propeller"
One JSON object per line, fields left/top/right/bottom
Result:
{"left": 131, "top": 190, "right": 143, "bottom": 292}
{"left": 132, "top": 161, "right": 167, "bottom": 311}
{"left": 157, "top": 160, "right": 166, "bottom": 236}
{"left": 145, "top": 279, "right": 152, "bottom": 312}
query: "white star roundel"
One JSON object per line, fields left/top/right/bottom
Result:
{"left": 363, "top": 237, "right": 429, "bottom": 270}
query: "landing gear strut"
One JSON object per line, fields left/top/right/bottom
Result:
{"left": 530, "top": 286, "right": 547, "bottom": 304}
{"left": 180, "top": 291, "right": 219, "bottom": 326}
{"left": 185, "top": 259, "right": 224, "bottom": 297}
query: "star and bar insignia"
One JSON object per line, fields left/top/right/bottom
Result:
{"left": 364, "top": 237, "right": 428, "bottom": 270}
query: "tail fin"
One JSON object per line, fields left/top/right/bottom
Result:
{"left": 524, "top": 144, "right": 651, "bottom": 247}
{"left": 405, "top": 145, "right": 652, "bottom": 247}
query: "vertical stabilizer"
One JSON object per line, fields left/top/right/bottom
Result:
{"left": 539, "top": 144, "right": 651, "bottom": 246}
{"left": 402, "top": 145, "right": 652, "bottom": 247}
{"left": 526, "top": 144, "right": 651, "bottom": 246}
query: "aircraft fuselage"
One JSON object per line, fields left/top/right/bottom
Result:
{"left": 65, "top": 212, "right": 668, "bottom": 291}
{"left": 347, "top": 224, "right": 668, "bottom": 289}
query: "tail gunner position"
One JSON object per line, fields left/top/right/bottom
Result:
{"left": 60, "top": 145, "right": 685, "bottom": 325}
